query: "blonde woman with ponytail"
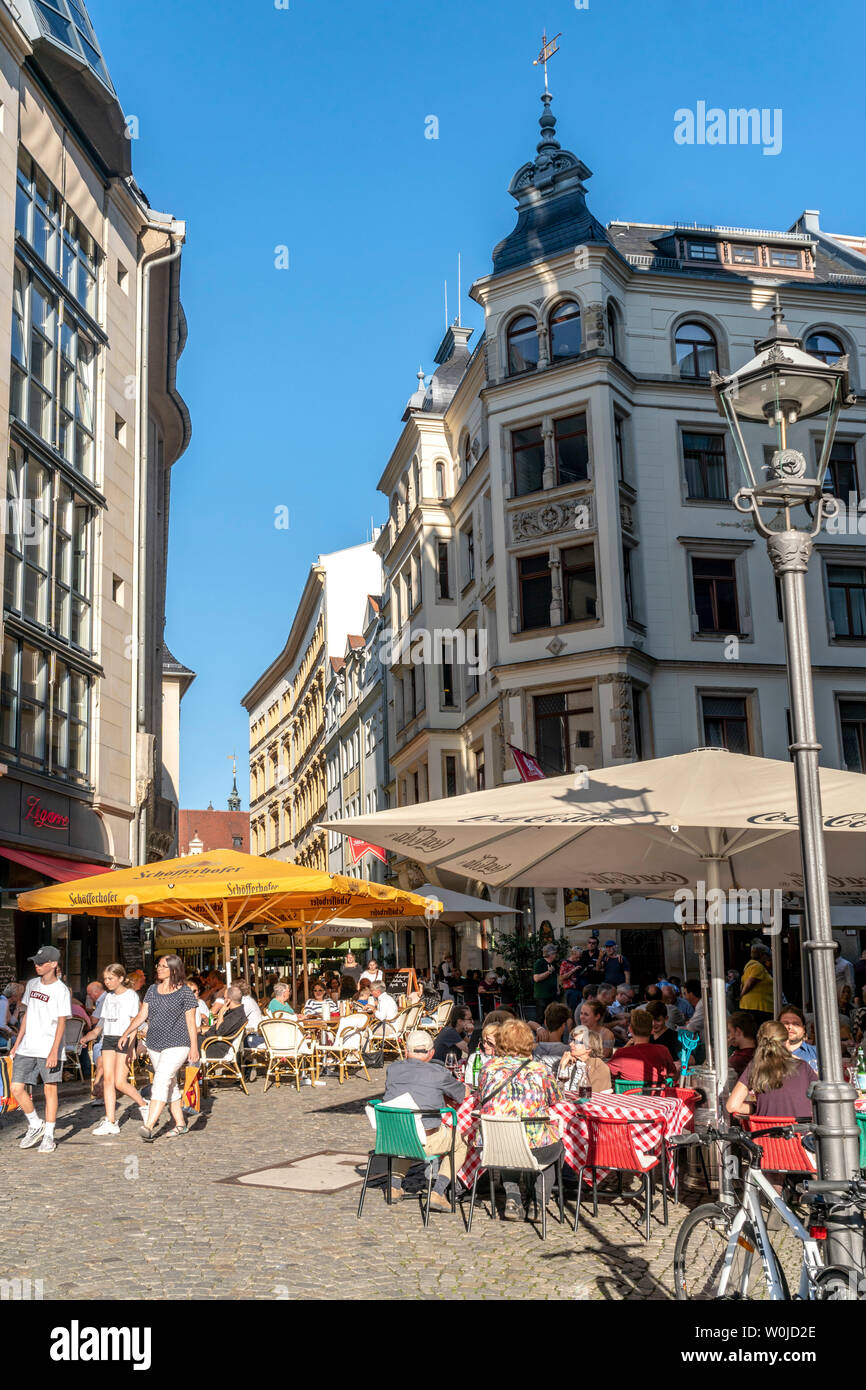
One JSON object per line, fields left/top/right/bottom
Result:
{"left": 725, "top": 1019, "right": 815, "bottom": 1122}
{"left": 91, "top": 964, "right": 148, "bottom": 1136}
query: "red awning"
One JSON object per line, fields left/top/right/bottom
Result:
{"left": 1, "top": 847, "right": 113, "bottom": 883}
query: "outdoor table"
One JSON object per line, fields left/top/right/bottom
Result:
{"left": 449, "top": 1088, "right": 694, "bottom": 1192}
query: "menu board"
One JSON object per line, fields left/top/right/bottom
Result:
{"left": 385, "top": 968, "right": 417, "bottom": 997}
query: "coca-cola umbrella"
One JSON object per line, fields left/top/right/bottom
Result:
{"left": 324, "top": 747, "right": 866, "bottom": 1098}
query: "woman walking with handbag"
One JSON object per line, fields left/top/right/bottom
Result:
{"left": 119, "top": 955, "right": 198, "bottom": 1142}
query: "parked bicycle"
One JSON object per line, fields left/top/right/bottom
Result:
{"left": 671, "top": 1123, "right": 866, "bottom": 1301}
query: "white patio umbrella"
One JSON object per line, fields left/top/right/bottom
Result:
{"left": 325, "top": 748, "right": 866, "bottom": 1100}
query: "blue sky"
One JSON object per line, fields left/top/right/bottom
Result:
{"left": 88, "top": 0, "right": 866, "bottom": 810}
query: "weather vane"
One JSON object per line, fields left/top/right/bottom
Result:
{"left": 533, "top": 30, "right": 561, "bottom": 94}
{"left": 227, "top": 751, "right": 237, "bottom": 778}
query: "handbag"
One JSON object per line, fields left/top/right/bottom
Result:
{"left": 182, "top": 1064, "right": 201, "bottom": 1113}
{"left": 0, "top": 1054, "right": 19, "bottom": 1112}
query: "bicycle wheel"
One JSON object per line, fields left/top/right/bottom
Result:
{"left": 674, "top": 1203, "right": 790, "bottom": 1301}
{"left": 813, "top": 1266, "right": 861, "bottom": 1300}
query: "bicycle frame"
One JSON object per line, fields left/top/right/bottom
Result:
{"left": 717, "top": 1166, "right": 823, "bottom": 1300}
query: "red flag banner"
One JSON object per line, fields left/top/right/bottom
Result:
{"left": 510, "top": 744, "right": 546, "bottom": 782}
{"left": 347, "top": 837, "right": 388, "bottom": 866}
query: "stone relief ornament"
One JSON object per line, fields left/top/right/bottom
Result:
{"left": 599, "top": 672, "right": 634, "bottom": 760}
{"left": 511, "top": 498, "right": 593, "bottom": 542}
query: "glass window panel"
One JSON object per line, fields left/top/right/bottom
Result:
{"left": 36, "top": 2, "right": 75, "bottom": 45}
{"left": 555, "top": 414, "right": 589, "bottom": 485}
{"left": 507, "top": 316, "right": 539, "bottom": 375}
{"left": 512, "top": 426, "right": 545, "bottom": 496}
{"left": 550, "top": 302, "right": 581, "bottom": 361}
{"left": 3, "top": 549, "right": 20, "bottom": 612}
{"left": 0, "top": 637, "right": 17, "bottom": 747}
{"left": 11, "top": 268, "right": 26, "bottom": 366}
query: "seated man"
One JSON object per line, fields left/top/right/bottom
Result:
{"left": 682, "top": 980, "right": 704, "bottom": 1035}
{"left": 267, "top": 983, "right": 296, "bottom": 1016}
{"left": 431, "top": 1004, "right": 474, "bottom": 1063}
{"left": 200, "top": 985, "right": 247, "bottom": 1059}
{"left": 608, "top": 986, "right": 635, "bottom": 1018}
{"left": 380, "top": 1030, "right": 467, "bottom": 1211}
{"left": 607, "top": 1008, "right": 677, "bottom": 1086}
{"left": 661, "top": 984, "right": 686, "bottom": 1029}
{"left": 727, "top": 1010, "right": 757, "bottom": 1079}
{"left": 370, "top": 981, "right": 399, "bottom": 1023}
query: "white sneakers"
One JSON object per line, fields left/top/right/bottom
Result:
{"left": 92, "top": 1118, "right": 120, "bottom": 1136}
{"left": 37, "top": 1136, "right": 56, "bottom": 1154}
{"left": 19, "top": 1123, "right": 45, "bottom": 1149}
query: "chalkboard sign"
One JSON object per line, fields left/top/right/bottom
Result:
{"left": 385, "top": 968, "right": 417, "bottom": 997}
{"left": 119, "top": 917, "right": 144, "bottom": 974}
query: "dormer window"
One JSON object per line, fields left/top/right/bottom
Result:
{"left": 806, "top": 332, "right": 844, "bottom": 365}
{"left": 506, "top": 314, "right": 539, "bottom": 376}
{"left": 687, "top": 241, "right": 719, "bottom": 261}
{"left": 769, "top": 249, "right": 800, "bottom": 269}
{"left": 731, "top": 245, "right": 757, "bottom": 265}
{"left": 549, "top": 301, "right": 581, "bottom": 362}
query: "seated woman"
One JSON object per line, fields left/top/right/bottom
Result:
{"left": 644, "top": 999, "right": 680, "bottom": 1059}
{"left": 576, "top": 998, "right": 616, "bottom": 1059}
{"left": 478, "top": 1018, "right": 565, "bottom": 1221}
{"left": 556, "top": 1025, "right": 612, "bottom": 1093}
{"left": 532, "top": 1003, "right": 572, "bottom": 1072}
{"left": 355, "top": 981, "right": 375, "bottom": 1012}
{"left": 267, "top": 982, "right": 296, "bottom": 1016}
{"left": 725, "top": 1020, "right": 815, "bottom": 1122}
{"left": 465, "top": 1020, "right": 502, "bottom": 1087}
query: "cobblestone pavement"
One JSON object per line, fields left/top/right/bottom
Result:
{"left": 0, "top": 1073, "right": 803, "bottom": 1302}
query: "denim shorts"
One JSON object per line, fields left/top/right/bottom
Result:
{"left": 12, "top": 1055, "right": 63, "bottom": 1085}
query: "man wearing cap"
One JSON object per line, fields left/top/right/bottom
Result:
{"left": 380, "top": 1029, "right": 467, "bottom": 1211}
{"left": 8, "top": 945, "right": 72, "bottom": 1154}
{"left": 601, "top": 939, "right": 631, "bottom": 987}
{"left": 532, "top": 943, "right": 560, "bottom": 1013}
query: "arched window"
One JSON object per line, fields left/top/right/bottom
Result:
{"left": 549, "top": 300, "right": 582, "bottom": 362}
{"left": 506, "top": 313, "right": 539, "bottom": 376}
{"left": 806, "top": 331, "right": 844, "bottom": 365}
{"left": 435, "top": 461, "right": 446, "bottom": 498}
{"left": 675, "top": 322, "right": 718, "bottom": 379}
{"left": 607, "top": 302, "right": 618, "bottom": 359}
{"left": 462, "top": 434, "right": 474, "bottom": 476}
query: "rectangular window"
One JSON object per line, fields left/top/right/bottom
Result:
{"left": 554, "top": 413, "right": 589, "bottom": 485}
{"left": 731, "top": 244, "right": 758, "bottom": 264}
{"left": 632, "top": 687, "right": 645, "bottom": 761}
{"left": 692, "top": 555, "right": 739, "bottom": 633}
{"left": 518, "top": 552, "right": 552, "bottom": 630}
{"left": 437, "top": 540, "right": 450, "bottom": 599}
{"left": 769, "top": 249, "right": 800, "bottom": 269}
{"left": 687, "top": 241, "right": 719, "bottom": 261}
{"left": 483, "top": 492, "right": 494, "bottom": 559}
{"left": 534, "top": 690, "right": 594, "bottom": 774}
{"left": 475, "top": 750, "right": 485, "bottom": 789}
{"left": 623, "top": 545, "right": 635, "bottom": 623}
{"left": 822, "top": 440, "right": 858, "bottom": 502}
{"left": 413, "top": 662, "right": 425, "bottom": 714}
{"left": 444, "top": 755, "right": 457, "bottom": 798}
{"left": 701, "top": 694, "right": 750, "bottom": 754}
{"left": 0, "top": 635, "right": 90, "bottom": 782}
{"left": 512, "top": 424, "right": 545, "bottom": 496}
{"left": 16, "top": 151, "right": 100, "bottom": 316}
{"left": 683, "top": 430, "right": 728, "bottom": 500}
{"left": 562, "top": 545, "right": 598, "bottom": 623}
{"left": 412, "top": 770, "right": 419, "bottom": 804}
{"left": 442, "top": 653, "right": 455, "bottom": 707}
{"left": 614, "top": 413, "right": 627, "bottom": 483}
{"left": 464, "top": 527, "right": 475, "bottom": 584}
{"left": 828, "top": 564, "right": 866, "bottom": 639}
{"left": 840, "top": 699, "right": 866, "bottom": 772}
{"left": 404, "top": 570, "right": 413, "bottom": 615}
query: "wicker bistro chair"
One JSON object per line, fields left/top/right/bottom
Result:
{"left": 200, "top": 1024, "right": 249, "bottom": 1096}
{"left": 357, "top": 1102, "right": 458, "bottom": 1229}
{"left": 368, "top": 1006, "right": 417, "bottom": 1061}
{"left": 315, "top": 1013, "right": 371, "bottom": 1085}
{"left": 573, "top": 1113, "right": 668, "bottom": 1242}
{"left": 422, "top": 1001, "right": 453, "bottom": 1038}
{"left": 259, "top": 1017, "right": 315, "bottom": 1091}
{"left": 127, "top": 1029, "right": 152, "bottom": 1088}
{"left": 62, "top": 1017, "right": 86, "bottom": 1082}
{"left": 466, "top": 1114, "right": 566, "bottom": 1241}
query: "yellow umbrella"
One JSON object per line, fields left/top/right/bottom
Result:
{"left": 17, "top": 849, "right": 440, "bottom": 993}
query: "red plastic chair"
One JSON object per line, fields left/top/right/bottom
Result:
{"left": 574, "top": 1114, "right": 668, "bottom": 1241}
{"left": 742, "top": 1114, "right": 815, "bottom": 1172}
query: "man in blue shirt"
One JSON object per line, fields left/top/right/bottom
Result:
{"left": 780, "top": 1005, "right": 818, "bottom": 1071}
{"left": 601, "top": 940, "right": 631, "bottom": 987}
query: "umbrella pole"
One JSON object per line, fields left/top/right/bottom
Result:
{"left": 222, "top": 902, "right": 232, "bottom": 986}
{"left": 291, "top": 933, "right": 298, "bottom": 1010}
{"left": 704, "top": 849, "right": 728, "bottom": 1108}
{"left": 771, "top": 926, "right": 783, "bottom": 1019}
{"left": 301, "top": 930, "right": 309, "bottom": 1005}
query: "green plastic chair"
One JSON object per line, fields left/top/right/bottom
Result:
{"left": 856, "top": 1111, "right": 866, "bottom": 1170}
{"left": 357, "top": 1103, "right": 458, "bottom": 1228}
{"left": 613, "top": 1077, "right": 674, "bottom": 1095}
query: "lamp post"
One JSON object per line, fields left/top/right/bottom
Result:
{"left": 711, "top": 296, "right": 862, "bottom": 1266}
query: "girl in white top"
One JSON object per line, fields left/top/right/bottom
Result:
{"left": 91, "top": 964, "right": 147, "bottom": 1136}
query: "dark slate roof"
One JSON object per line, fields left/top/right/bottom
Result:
{"left": 606, "top": 220, "right": 866, "bottom": 290}
{"left": 403, "top": 325, "right": 475, "bottom": 418}
{"left": 162, "top": 643, "right": 195, "bottom": 678}
{"left": 492, "top": 94, "right": 610, "bottom": 276}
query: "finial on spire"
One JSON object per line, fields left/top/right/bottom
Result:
{"left": 533, "top": 29, "right": 561, "bottom": 94}
{"left": 227, "top": 752, "right": 241, "bottom": 811}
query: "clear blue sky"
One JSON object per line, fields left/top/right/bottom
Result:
{"left": 88, "top": 0, "right": 866, "bottom": 811}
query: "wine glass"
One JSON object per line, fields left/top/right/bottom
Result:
{"left": 444, "top": 1049, "right": 459, "bottom": 1076}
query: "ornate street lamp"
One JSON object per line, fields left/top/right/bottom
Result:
{"left": 711, "top": 297, "right": 862, "bottom": 1267}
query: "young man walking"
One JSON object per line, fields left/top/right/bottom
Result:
{"left": 8, "top": 945, "right": 71, "bottom": 1154}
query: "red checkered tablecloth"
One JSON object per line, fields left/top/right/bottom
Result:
{"left": 449, "top": 1090, "right": 694, "bottom": 1191}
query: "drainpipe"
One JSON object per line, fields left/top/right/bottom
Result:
{"left": 131, "top": 225, "right": 184, "bottom": 870}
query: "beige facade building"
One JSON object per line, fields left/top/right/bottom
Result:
{"left": 242, "top": 543, "right": 382, "bottom": 870}
{"left": 0, "top": 2, "right": 190, "bottom": 985}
